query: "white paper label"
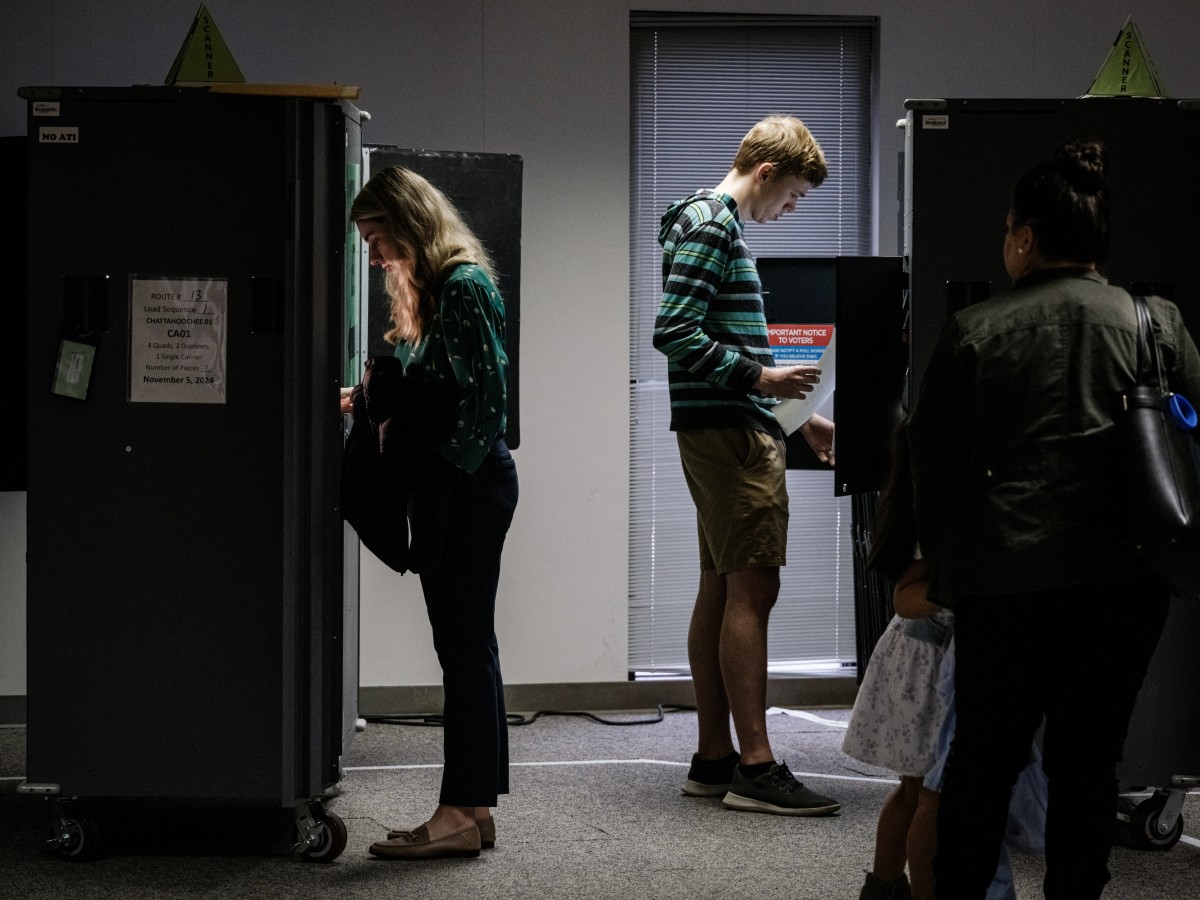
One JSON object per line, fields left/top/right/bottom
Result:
{"left": 129, "top": 276, "right": 228, "bottom": 404}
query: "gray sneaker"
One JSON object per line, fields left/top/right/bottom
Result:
{"left": 681, "top": 750, "right": 740, "bottom": 797}
{"left": 722, "top": 760, "right": 841, "bottom": 816}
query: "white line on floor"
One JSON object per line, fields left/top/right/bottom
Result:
{"left": 343, "top": 759, "right": 895, "bottom": 785}
{"left": 767, "top": 707, "right": 850, "bottom": 728}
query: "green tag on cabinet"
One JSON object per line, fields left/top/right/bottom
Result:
{"left": 51, "top": 339, "right": 97, "bottom": 400}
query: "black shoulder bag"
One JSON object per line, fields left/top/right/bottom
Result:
{"left": 340, "top": 356, "right": 463, "bottom": 574}
{"left": 341, "top": 357, "right": 411, "bottom": 573}
{"left": 1117, "top": 295, "right": 1200, "bottom": 599}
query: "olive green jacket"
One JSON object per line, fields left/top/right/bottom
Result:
{"left": 908, "top": 268, "right": 1200, "bottom": 605}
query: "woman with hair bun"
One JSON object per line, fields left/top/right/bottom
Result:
{"left": 908, "top": 141, "right": 1200, "bottom": 898}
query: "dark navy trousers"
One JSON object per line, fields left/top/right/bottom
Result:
{"left": 418, "top": 439, "right": 518, "bottom": 807}
{"left": 933, "top": 582, "right": 1169, "bottom": 899}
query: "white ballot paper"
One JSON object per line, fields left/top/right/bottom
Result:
{"left": 771, "top": 330, "right": 836, "bottom": 435}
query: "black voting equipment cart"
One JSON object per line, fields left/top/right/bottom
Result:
{"left": 19, "top": 85, "right": 364, "bottom": 861}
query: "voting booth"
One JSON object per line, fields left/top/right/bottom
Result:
{"left": 20, "top": 84, "right": 363, "bottom": 861}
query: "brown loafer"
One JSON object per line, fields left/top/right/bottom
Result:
{"left": 388, "top": 815, "right": 495, "bottom": 848}
{"left": 369, "top": 822, "right": 481, "bottom": 860}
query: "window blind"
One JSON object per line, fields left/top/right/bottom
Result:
{"left": 628, "top": 13, "right": 875, "bottom": 673}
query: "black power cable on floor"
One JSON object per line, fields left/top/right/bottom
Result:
{"left": 363, "top": 703, "right": 696, "bottom": 728}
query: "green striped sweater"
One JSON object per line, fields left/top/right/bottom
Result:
{"left": 654, "top": 190, "right": 781, "bottom": 436}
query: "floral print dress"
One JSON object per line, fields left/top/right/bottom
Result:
{"left": 842, "top": 607, "right": 955, "bottom": 777}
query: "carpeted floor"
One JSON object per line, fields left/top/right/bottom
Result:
{"left": 1, "top": 706, "right": 1198, "bottom": 899}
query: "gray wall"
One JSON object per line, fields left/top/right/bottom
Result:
{"left": 2, "top": 0, "right": 1198, "bottom": 699}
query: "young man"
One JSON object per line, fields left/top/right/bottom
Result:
{"left": 653, "top": 115, "right": 839, "bottom": 816}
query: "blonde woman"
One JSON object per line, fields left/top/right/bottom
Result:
{"left": 350, "top": 166, "right": 517, "bottom": 860}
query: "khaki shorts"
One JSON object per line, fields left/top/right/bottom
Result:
{"left": 676, "top": 427, "right": 788, "bottom": 574}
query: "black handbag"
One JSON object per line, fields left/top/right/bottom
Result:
{"left": 341, "top": 357, "right": 412, "bottom": 573}
{"left": 340, "top": 357, "right": 462, "bottom": 574}
{"left": 1117, "top": 295, "right": 1200, "bottom": 599}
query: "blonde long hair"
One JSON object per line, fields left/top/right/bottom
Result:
{"left": 351, "top": 166, "right": 496, "bottom": 344}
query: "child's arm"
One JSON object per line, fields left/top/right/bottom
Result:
{"left": 893, "top": 558, "right": 939, "bottom": 619}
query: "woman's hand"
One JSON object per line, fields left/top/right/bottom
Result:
{"left": 340, "top": 386, "right": 356, "bottom": 416}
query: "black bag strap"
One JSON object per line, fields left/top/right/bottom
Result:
{"left": 1132, "top": 294, "right": 1167, "bottom": 395}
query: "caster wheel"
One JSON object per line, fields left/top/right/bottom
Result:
{"left": 1130, "top": 795, "right": 1183, "bottom": 851}
{"left": 302, "top": 811, "right": 347, "bottom": 863}
{"left": 54, "top": 814, "right": 101, "bottom": 861}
